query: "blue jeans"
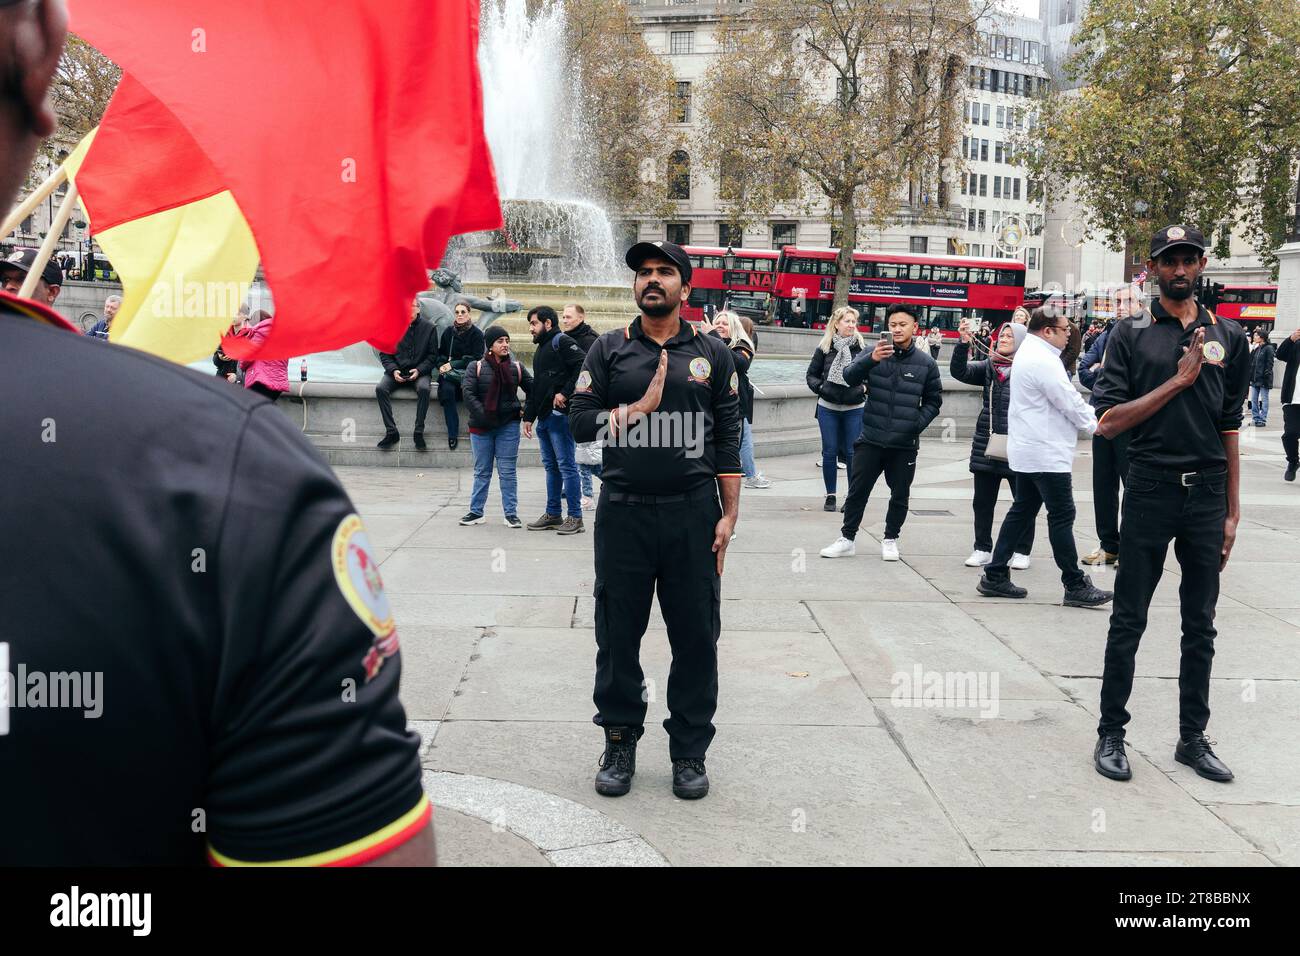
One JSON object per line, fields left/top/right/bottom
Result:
{"left": 739, "top": 419, "right": 757, "bottom": 478}
{"left": 536, "top": 413, "right": 582, "bottom": 517}
{"left": 577, "top": 461, "right": 603, "bottom": 498}
{"left": 469, "top": 421, "right": 520, "bottom": 516}
{"left": 1250, "top": 385, "right": 1269, "bottom": 424}
{"left": 815, "top": 405, "right": 863, "bottom": 494}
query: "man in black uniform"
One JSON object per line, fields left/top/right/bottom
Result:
{"left": 0, "top": 0, "right": 432, "bottom": 865}
{"left": 1091, "top": 225, "right": 1250, "bottom": 784}
{"left": 568, "top": 240, "right": 742, "bottom": 800}
{"left": 1278, "top": 327, "right": 1299, "bottom": 481}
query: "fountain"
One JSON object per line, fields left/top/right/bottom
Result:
{"left": 461, "top": 0, "right": 624, "bottom": 287}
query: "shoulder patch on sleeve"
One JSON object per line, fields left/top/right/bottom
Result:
{"left": 576, "top": 369, "right": 593, "bottom": 392}
{"left": 332, "top": 514, "right": 399, "bottom": 682}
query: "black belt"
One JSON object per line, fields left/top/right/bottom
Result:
{"left": 603, "top": 483, "right": 717, "bottom": 505}
{"left": 1128, "top": 463, "right": 1227, "bottom": 487}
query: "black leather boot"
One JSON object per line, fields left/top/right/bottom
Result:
{"left": 594, "top": 727, "right": 637, "bottom": 797}
{"left": 672, "top": 758, "right": 709, "bottom": 799}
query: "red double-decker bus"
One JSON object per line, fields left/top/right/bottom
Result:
{"left": 1213, "top": 284, "right": 1276, "bottom": 336}
{"left": 681, "top": 246, "right": 779, "bottom": 323}
{"left": 770, "top": 246, "right": 1026, "bottom": 335}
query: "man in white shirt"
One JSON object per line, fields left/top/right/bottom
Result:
{"left": 977, "top": 308, "right": 1114, "bottom": 607}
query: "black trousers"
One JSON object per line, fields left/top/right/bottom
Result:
{"left": 840, "top": 441, "right": 917, "bottom": 541}
{"left": 971, "top": 470, "right": 1034, "bottom": 554}
{"left": 1098, "top": 466, "right": 1226, "bottom": 740}
{"left": 376, "top": 374, "right": 431, "bottom": 434}
{"left": 248, "top": 382, "right": 281, "bottom": 403}
{"left": 985, "top": 471, "right": 1087, "bottom": 591}
{"left": 1092, "top": 431, "right": 1130, "bottom": 554}
{"left": 592, "top": 484, "right": 722, "bottom": 760}
{"left": 1283, "top": 404, "right": 1300, "bottom": 466}
{"left": 438, "top": 378, "right": 462, "bottom": 438}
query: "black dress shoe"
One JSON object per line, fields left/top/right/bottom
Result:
{"left": 377, "top": 431, "right": 399, "bottom": 450}
{"left": 672, "top": 758, "right": 709, "bottom": 799}
{"left": 413, "top": 431, "right": 427, "bottom": 451}
{"left": 977, "top": 575, "right": 1027, "bottom": 599}
{"left": 1175, "top": 734, "right": 1234, "bottom": 782}
{"left": 1094, "top": 733, "right": 1131, "bottom": 780}
{"left": 594, "top": 727, "right": 637, "bottom": 797}
{"left": 1285, "top": 463, "right": 1297, "bottom": 482}
{"left": 448, "top": 436, "right": 459, "bottom": 451}
{"left": 823, "top": 494, "right": 836, "bottom": 512}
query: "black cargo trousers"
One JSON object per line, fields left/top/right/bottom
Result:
{"left": 592, "top": 482, "right": 722, "bottom": 760}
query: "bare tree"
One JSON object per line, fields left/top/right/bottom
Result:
{"left": 700, "top": 0, "right": 990, "bottom": 309}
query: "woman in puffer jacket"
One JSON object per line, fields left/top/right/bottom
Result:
{"left": 236, "top": 309, "right": 289, "bottom": 403}
{"left": 806, "top": 306, "right": 866, "bottom": 512}
{"left": 950, "top": 318, "right": 1034, "bottom": 568}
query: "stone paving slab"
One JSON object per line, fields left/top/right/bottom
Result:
{"left": 389, "top": 592, "right": 576, "bottom": 629}
{"left": 1206, "top": 805, "right": 1300, "bottom": 867}
{"left": 571, "top": 596, "right": 820, "bottom": 633}
{"left": 1057, "top": 677, "right": 1300, "bottom": 808}
{"left": 977, "top": 849, "right": 1275, "bottom": 867}
{"left": 443, "top": 626, "right": 878, "bottom": 727}
{"left": 880, "top": 700, "right": 1254, "bottom": 854}
{"left": 425, "top": 719, "right": 978, "bottom": 866}
{"left": 806, "top": 599, "right": 1064, "bottom": 701}
{"left": 961, "top": 604, "right": 1300, "bottom": 681}
{"left": 432, "top": 807, "right": 551, "bottom": 867}
{"left": 397, "top": 628, "right": 482, "bottom": 720}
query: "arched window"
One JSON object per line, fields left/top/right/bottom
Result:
{"left": 668, "top": 150, "right": 691, "bottom": 201}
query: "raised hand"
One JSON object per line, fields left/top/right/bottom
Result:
{"left": 1175, "top": 328, "right": 1207, "bottom": 389}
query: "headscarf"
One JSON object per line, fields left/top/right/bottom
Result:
{"left": 990, "top": 322, "right": 1027, "bottom": 382}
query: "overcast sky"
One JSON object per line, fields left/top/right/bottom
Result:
{"left": 999, "top": 0, "right": 1041, "bottom": 18}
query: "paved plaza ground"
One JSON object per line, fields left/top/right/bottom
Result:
{"left": 337, "top": 427, "right": 1300, "bottom": 867}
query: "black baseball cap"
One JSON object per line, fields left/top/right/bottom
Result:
{"left": 625, "top": 240, "right": 692, "bottom": 283}
{"left": 1149, "top": 224, "right": 1206, "bottom": 259}
{"left": 1, "top": 247, "right": 64, "bottom": 287}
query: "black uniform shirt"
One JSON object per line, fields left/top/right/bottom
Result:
{"left": 0, "top": 302, "right": 426, "bottom": 866}
{"left": 569, "top": 317, "right": 742, "bottom": 494}
{"left": 1093, "top": 301, "right": 1250, "bottom": 471}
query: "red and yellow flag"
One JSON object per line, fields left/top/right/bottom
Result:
{"left": 67, "top": 0, "right": 501, "bottom": 361}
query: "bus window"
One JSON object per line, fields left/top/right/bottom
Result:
{"left": 852, "top": 260, "right": 869, "bottom": 277}
{"left": 998, "top": 269, "right": 1024, "bottom": 286}
{"left": 931, "top": 264, "right": 957, "bottom": 282}
{"left": 952, "top": 267, "right": 970, "bottom": 283}
{"left": 876, "top": 262, "right": 903, "bottom": 279}
{"left": 753, "top": 258, "right": 774, "bottom": 271}
{"left": 1267, "top": 290, "right": 1277, "bottom": 304}
{"left": 929, "top": 308, "right": 961, "bottom": 331}
{"left": 908, "top": 263, "right": 931, "bottom": 281}
{"left": 688, "top": 255, "right": 703, "bottom": 268}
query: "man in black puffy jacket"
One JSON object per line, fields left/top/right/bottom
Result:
{"left": 820, "top": 304, "right": 942, "bottom": 562}
{"left": 375, "top": 298, "right": 439, "bottom": 450}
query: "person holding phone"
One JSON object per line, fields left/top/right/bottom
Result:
{"left": 819, "top": 304, "right": 942, "bottom": 562}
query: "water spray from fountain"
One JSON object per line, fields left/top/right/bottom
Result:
{"left": 454, "top": 0, "right": 623, "bottom": 286}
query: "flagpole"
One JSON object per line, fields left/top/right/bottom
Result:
{"left": 0, "top": 165, "right": 69, "bottom": 241}
{"left": 19, "top": 180, "right": 80, "bottom": 300}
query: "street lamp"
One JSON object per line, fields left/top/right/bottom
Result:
{"left": 723, "top": 243, "right": 736, "bottom": 271}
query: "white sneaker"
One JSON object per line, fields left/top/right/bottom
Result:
{"left": 742, "top": 475, "right": 773, "bottom": 489}
{"left": 965, "top": 549, "right": 993, "bottom": 567}
{"left": 882, "top": 539, "right": 901, "bottom": 562}
{"left": 820, "top": 536, "right": 856, "bottom": 558}
{"left": 1010, "top": 552, "right": 1031, "bottom": 571}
